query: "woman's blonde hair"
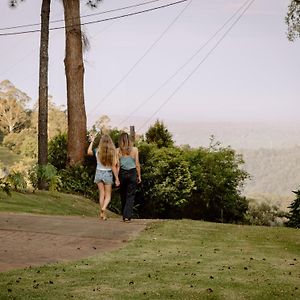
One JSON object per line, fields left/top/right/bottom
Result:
{"left": 97, "top": 134, "right": 116, "bottom": 167}
{"left": 118, "top": 132, "right": 132, "bottom": 156}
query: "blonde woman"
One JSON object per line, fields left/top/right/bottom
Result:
{"left": 117, "top": 132, "right": 141, "bottom": 222}
{"left": 88, "top": 134, "right": 120, "bottom": 220}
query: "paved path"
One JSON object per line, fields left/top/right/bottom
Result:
{"left": 0, "top": 212, "right": 154, "bottom": 272}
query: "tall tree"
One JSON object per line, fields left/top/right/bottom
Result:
{"left": 9, "top": 0, "right": 51, "bottom": 189}
{"left": 286, "top": 0, "right": 300, "bottom": 41}
{"left": 10, "top": 0, "right": 101, "bottom": 167}
{"left": 38, "top": 0, "right": 51, "bottom": 189}
{"left": 145, "top": 120, "right": 174, "bottom": 148}
{"left": 0, "top": 80, "right": 30, "bottom": 133}
{"left": 62, "top": 0, "right": 87, "bottom": 166}
{"left": 62, "top": 0, "right": 101, "bottom": 166}
{"left": 286, "top": 190, "right": 300, "bottom": 228}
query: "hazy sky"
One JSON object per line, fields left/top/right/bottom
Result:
{"left": 0, "top": 0, "right": 299, "bottom": 132}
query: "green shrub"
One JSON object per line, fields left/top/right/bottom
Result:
{"left": 3, "top": 129, "right": 37, "bottom": 158}
{"left": 0, "top": 178, "right": 11, "bottom": 195}
{"left": 138, "top": 143, "right": 194, "bottom": 218}
{"left": 183, "top": 140, "right": 249, "bottom": 223}
{"left": 48, "top": 133, "right": 67, "bottom": 170}
{"left": 6, "top": 171, "right": 27, "bottom": 192}
{"left": 59, "top": 165, "right": 98, "bottom": 199}
{"left": 29, "top": 164, "right": 61, "bottom": 191}
{"left": 244, "top": 200, "right": 287, "bottom": 226}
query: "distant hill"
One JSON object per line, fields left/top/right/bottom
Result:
{"left": 107, "top": 116, "right": 300, "bottom": 149}
{"left": 166, "top": 120, "right": 300, "bottom": 208}
{"left": 166, "top": 121, "right": 300, "bottom": 149}
{"left": 239, "top": 147, "right": 300, "bottom": 208}
{"left": 106, "top": 117, "right": 300, "bottom": 207}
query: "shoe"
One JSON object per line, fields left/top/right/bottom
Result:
{"left": 123, "top": 217, "right": 131, "bottom": 222}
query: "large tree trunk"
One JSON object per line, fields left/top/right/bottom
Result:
{"left": 38, "top": 0, "right": 51, "bottom": 190}
{"left": 63, "top": 0, "right": 87, "bottom": 166}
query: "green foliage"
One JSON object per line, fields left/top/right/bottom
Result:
{"left": 109, "top": 128, "right": 122, "bottom": 147}
{"left": 183, "top": 139, "right": 249, "bottom": 222}
{"left": 286, "top": 190, "right": 300, "bottom": 228}
{"left": 0, "top": 178, "right": 11, "bottom": 195}
{"left": 0, "top": 130, "right": 4, "bottom": 143}
{"left": 0, "top": 146, "right": 21, "bottom": 167}
{"left": 2, "top": 132, "right": 18, "bottom": 151}
{"left": 29, "top": 164, "right": 61, "bottom": 191}
{"left": 286, "top": 0, "right": 300, "bottom": 41}
{"left": 145, "top": 119, "right": 174, "bottom": 148}
{"left": 1, "top": 94, "right": 67, "bottom": 161}
{"left": 138, "top": 143, "right": 194, "bottom": 218}
{"left": 3, "top": 129, "right": 37, "bottom": 158}
{"left": 48, "top": 132, "right": 99, "bottom": 201}
{"left": 244, "top": 200, "right": 286, "bottom": 226}
{"left": 30, "top": 99, "right": 67, "bottom": 140}
{"left": 59, "top": 165, "right": 98, "bottom": 200}
{"left": 6, "top": 171, "right": 27, "bottom": 192}
{"left": 0, "top": 80, "right": 31, "bottom": 134}
{"left": 19, "top": 130, "right": 37, "bottom": 158}
{"left": 48, "top": 133, "right": 68, "bottom": 170}
{"left": 0, "top": 167, "right": 27, "bottom": 194}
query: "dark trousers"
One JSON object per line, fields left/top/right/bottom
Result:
{"left": 119, "top": 168, "right": 137, "bottom": 219}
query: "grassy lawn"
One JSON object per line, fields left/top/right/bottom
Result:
{"left": 0, "top": 219, "right": 299, "bottom": 299}
{"left": 0, "top": 146, "right": 21, "bottom": 167}
{"left": 0, "top": 190, "right": 100, "bottom": 217}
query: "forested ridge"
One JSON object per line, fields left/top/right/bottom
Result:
{"left": 239, "top": 146, "right": 300, "bottom": 208}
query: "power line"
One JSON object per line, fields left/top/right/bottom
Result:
{"left": 0, "top": 0, "right": 163, "bottom": 31}
{"left": 0, "top": 0, "right": 188, "bottom": 37}
{"left": 0, "top": 5, "right": 98, "bottom": 79}
{"left": 137, "top": 0, "right": 256, "bottom": 132}
{"left": 87, "top": 0, "right": 192, "bottom": 119}
{"left": 117, "top": 0, "right": 252, "bottom": 128}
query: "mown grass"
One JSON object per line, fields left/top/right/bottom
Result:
{"left": 0, "top": 146, "right": 21, "bottom": 167}
{"left": 0, "top": 219, "right": 299, "bottom": 299}
{"left": 0, "top": 190, "right": 100, "bottom": 217}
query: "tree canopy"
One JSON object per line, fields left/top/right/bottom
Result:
{"left": 286, "top": 0, "right": 300, "bottom": 41}
{"left": 0, "top": 80, "right": 30, "bottom": 134}
{"left": 145, "top": 119, "right": 174, "bottom": 148}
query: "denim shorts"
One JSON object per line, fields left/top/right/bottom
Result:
{"left": 94, "top": 169, "right": 113, "bottom": 185}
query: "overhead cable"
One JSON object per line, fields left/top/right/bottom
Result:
{"left": 118, "top": 0, "right": 252, "bottom": 128}
{"left": 0, "top": 0, "right": 163, "bottom": 31}
{"left": 137, "top": 0, "right": 256, "bottom": 132}
{"left": 87, "top": 0, "right": 192, "bottom": 119}
{"left": 0, "top": 0, "right": 188, "bottom": 37}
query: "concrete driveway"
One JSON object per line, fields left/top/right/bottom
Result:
{"left": 0, "top": 212, "right": 153, "bottom": 272}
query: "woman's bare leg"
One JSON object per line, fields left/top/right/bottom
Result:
{"left": 102, "top": 184, "right": 112, "bottom": 220}
{"left": 97, "top": 182, "right": 105, "bottom": 219}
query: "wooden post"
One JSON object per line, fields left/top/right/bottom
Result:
{"left": 130, "top": 126, "right": 135, "bottom": 143}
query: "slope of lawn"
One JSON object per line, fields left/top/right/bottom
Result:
{"left": 0, "top": 190, "right": 101, "bottom": 217}
{"left": 0, "top": 219, "right": 299, "bottom": 299}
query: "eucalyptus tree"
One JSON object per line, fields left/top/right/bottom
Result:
{"left": 62, "top": 0, "right": 101, "bottom": 166}
{"left": 38, "top": 0, "right": 51, "bottom": 189}
{"left": 10, "top": 0, "right": 101, "bottom": 170}
{"left": 0, "top": 80, "right": 30, "bottom": 134}
{"left": 10, "top": 0, "right": 51, "bottom": 189}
